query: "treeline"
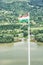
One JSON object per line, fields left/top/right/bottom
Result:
{"left": 0, "top": 24, "right": 22, "bottom": 30}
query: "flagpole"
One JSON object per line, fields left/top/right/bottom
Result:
{"left": 28, "top": 13, "right": 30, "bottom": 65}
{"left": 18, "top": 13, "right": 30, "bottom": 65}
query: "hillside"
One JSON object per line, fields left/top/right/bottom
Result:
{"left": 0, "top": 0, "right": 43, "bottom": 42}
{"left": 0, "top": 1, "right": 43, "bottom": 26}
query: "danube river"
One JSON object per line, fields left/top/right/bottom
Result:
{"left": 31, "top": 42, "right": 43, "bottom": 65}
{"left": 0, "top": 41, "right": 28, "bottom": 65}
{"left": 0, "top": 41, "right": 43, "bottom": 65}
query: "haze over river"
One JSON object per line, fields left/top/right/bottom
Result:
{"left": 0, "top": 41, "right": 28, "bottom": 65}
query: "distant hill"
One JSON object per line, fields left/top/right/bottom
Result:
{"left": 0, "top": 0, "right": 43, "bottom": 26}
{"left": 30, "top": 0, "right": 43, "bottom": 6}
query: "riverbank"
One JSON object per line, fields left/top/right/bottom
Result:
{"left": 0, "top": 38, "right": 28, "bottom": 48}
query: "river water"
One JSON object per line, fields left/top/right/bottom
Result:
{"left": 0, "top": 41, "right": 43, "bottom": 65}
{"left": 0, "top": 41, "right": 28, "bottom": 65}
{"left": 30, "top": 42, "right": 43, "bottom": 65}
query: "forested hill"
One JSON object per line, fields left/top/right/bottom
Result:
{"left": 0, "top": 0, "right": 43, "bottom": 26}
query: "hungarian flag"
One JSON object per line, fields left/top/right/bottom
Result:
{"left": 18, "top": 13, "right": 30, "bottom": 23}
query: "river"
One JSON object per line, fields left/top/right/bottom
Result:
{"left": 0, "top": 41, "right": 43, "bottom": 65}
{"left": 30, "top": 42, "right": 43, "bottom": 65}
{"left": 0, "top": 41, "right": 28, "bottom": 65}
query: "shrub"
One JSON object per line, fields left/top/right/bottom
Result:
{"left": 35, "top": 34, "right": 43, "bottom": 42}
{"left": 23, "top": 32, "right": 28, "bottom": 37}
{"left": 0, "top": 35, "right": 14, "bottom": 43}
{"left": 31, "top": 30, "right": 39, "bottom": 35}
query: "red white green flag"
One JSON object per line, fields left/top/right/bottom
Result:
{"left": 18, "top": 13, "right": 30, "bottom": 22}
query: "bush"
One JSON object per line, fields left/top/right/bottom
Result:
{"left": 35, "top": 34, "right": 43, "bottom": 42}
{"left": 0, "top": 35, "right": 14, "bottom": 43}
{"left": 23, "top": 32, "right": 28, "bottom": 37}
{"left": 31, "top": 30, "right": 39, "bottom": 35}
{"left": 31, "top": 30, "right": 43, "bottom": 35}
{"left": 38, "top": 30, "right": 43, "bottom": 33}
